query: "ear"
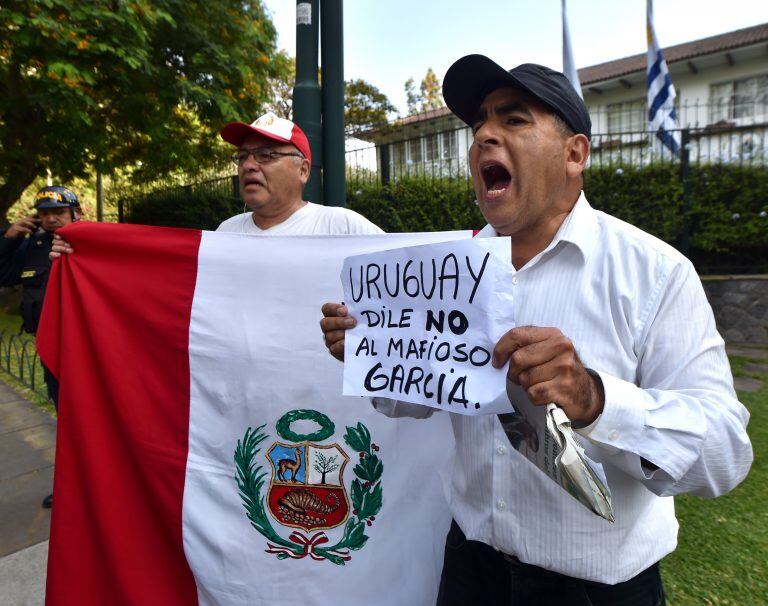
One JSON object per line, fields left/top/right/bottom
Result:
{"left": 298, "top": 158, "right": 310, "bottom": 186}
{"left": 565, "top": 134, "right": 590, "bottom": 179}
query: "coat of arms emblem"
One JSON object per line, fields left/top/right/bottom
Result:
{"left": 235, "top": 409, "right": 383, "bottom": 565}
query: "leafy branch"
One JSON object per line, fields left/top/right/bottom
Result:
{"left": 314, "top": 422, "right": 383, "bottom": 563}
{"left": 234, "top": 426, "right": 303, "bottom": 559}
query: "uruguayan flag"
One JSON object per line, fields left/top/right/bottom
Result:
{"left": 646, "top": 0, "right": 680, "bottom": 154}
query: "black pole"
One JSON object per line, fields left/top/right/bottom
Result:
{"left": 678, "top": 128, "right": 691, "bottom": 256}
{"left": 321, "top": 0, "right": 345, "bottom": 207}
{"left": 379, "top": 144, "right": 390, "bottom": 186}
{"left": 293, "top": 0, "right": 322, "bottom": 203}
{"left": 96, "top": 172, "right": 103, "bottom": 222}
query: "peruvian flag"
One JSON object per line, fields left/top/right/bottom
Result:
{"left": 38, "top": 222, "right": 471, "bottom": 606}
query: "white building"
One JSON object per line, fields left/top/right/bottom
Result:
{"left": 354, "top": 23, "right": 768, "bottom": 178}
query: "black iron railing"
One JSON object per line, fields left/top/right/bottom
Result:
{"left": 0, "top": 329, "right": 48, "bottom": 400}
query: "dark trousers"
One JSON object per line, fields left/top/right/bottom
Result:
{"left": 42, "top": 362, "right": 59, "bottom": 411}
{"left": 436, "top": 520, "right": 666, "bottom": 606}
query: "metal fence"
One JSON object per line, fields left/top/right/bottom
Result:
{"left": 118, "top": 120, "right": 768, "bottom": 215}
{"left": 0, "top": 329, "right": 48, "bottom": 400}
{"left": 345, "top": 121, "right": 768, "bottom": 189}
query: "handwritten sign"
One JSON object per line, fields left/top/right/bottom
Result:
{"left": 341, "top": 238, "right": 515, "bottom": 415}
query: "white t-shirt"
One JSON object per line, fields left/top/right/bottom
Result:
{"left": 216, "top": 202, "right": 383, "bottom": 235}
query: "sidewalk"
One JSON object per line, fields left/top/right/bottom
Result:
{"left": 0, "top": 378, "right": 55, "bottom": 606}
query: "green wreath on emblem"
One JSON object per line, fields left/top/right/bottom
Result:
{"left": 275, "top": 408, "right": 335, "bottom": 442}
{"left": 234, "top": 412, "right": 383, "bottom": 566}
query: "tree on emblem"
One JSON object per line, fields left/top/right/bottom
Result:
{"left": 313, "top": 452, "right": 340, "bottom": 484}
{"left": 234, "top": 412, "right": 384, "bottom": 565}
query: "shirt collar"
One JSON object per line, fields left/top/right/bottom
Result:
{"left": 551, "top": 191, "right": 599, "bottom": 264}
{"left": 475, "top": 191, "right": 599, "bottom": 265}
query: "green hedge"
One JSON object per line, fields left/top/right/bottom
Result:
{"left": 122, "top": 166, "right": 768, "bottom": 273}
{"left": 124, "top": 179, "right": 241, "bottom": 231}
{"left": 347, "top": 177, "right": 484, "bottom": 233}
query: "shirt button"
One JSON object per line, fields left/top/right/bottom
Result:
{"left": 496, "top": 499, "right": 507, "bottom": 511}
{"left": 496, "top": 444, "right": 507, "bottom": 455}
{"left": 608, "top": 430, "right": 619, "bottom": 441}
{"left": 511, "top": 276, "right": 519, "bottom": 285}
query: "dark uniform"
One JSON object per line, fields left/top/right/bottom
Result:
{"left": 0, "top": 229, "right": 59, "bottom": 403}
{"left": 0, "top": 186, "right": 79, "bottom": 509}
{"left": 0, "top": 185, "right": 80, "bottom": 405}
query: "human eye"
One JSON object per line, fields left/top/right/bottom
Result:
{"left": 506, "top": 114, "right": 526, "bottom": 125}
{"left": 256, "top": 150, "right": 275, "bottom": 163}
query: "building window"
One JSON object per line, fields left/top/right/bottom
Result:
{"left": 710, "top": 74, "right": 768, "bottom": 124}
{"left": 391, "top": 141, "right": 406, "bottom": 174}
{"left": 407, "top": 139, "right": 422, "bottom": 165}
{"left": 425, "top": 134, "right": 439, "bottom": 163}
{"left": 441, "top": 130, "right": 458, "bottom": 160}
{"left": 606, "top": 99, "right": 646, "bottom": 133}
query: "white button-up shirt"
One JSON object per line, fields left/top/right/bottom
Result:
{"left": 374, "top": 193, "right": 753, "bottom": 584}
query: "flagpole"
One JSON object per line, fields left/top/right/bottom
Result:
{"left": 561, "top": 0, "right": 582, "bottom": 98}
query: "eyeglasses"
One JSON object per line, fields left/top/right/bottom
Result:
{"left": 231, "top": 148, "right": 304, "bottom": 165}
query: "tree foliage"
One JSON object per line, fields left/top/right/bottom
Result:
{"left": 262, "top": 58, "right": 397, "bottom": 134}
{"left": 0, "top": 0, "right": 286, "bottom": 219}
{"left": 344, "top": 79, "right": 396, "bottom": 135}
{"left": 403, "top": 68, "right": 445, "bottom": 115}
{"left": 263, "top": 50, "right": 295, "bottom": 120}
{"left": 404, "top": 77, "right": 419, "bottom": 115}
{"left": 419, "top": 68, "right": 443, "bottom": 111}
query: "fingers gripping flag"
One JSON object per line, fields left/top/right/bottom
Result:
{"left": 646, "top": 0, "right": 681, "bottom": 154}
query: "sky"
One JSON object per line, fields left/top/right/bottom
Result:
{"left": 262, "top": 0, "right": 768, "bottom": 115}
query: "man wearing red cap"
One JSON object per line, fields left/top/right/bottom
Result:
{"left": 51, "top": 112, "right": 381, "bottom": 257}
{"left": 217, "top": 112, "right": 381, "bottom": 235}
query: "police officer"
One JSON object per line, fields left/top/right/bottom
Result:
{"left": 0, "top": 185, "right": 80, "bottom": 508}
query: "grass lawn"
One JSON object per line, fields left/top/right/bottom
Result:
{"left": 662, "top": 353, "right": 767, "bottom": 605}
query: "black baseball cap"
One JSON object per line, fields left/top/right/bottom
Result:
{"left": 442, "top": 55, "right": 591, "bottom": 139}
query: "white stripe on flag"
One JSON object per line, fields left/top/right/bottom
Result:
{"left": 183, "top": 232, "right": 468, "bottom": 605}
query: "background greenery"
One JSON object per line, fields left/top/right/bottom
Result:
{"left": 120, "top": 165, "right": 768, "bottom": 273}
{"left": 0, "top": 0, "right": 286, "bottom": 218}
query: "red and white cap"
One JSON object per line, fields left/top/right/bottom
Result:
{"left": 220, "top": 112, "right": 312, "bottom": 163}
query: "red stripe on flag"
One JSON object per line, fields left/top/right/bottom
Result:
{"left": 37, "top": 222, "right": 201, "bottom": 605}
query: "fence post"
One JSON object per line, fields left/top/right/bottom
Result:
{"left": 232, "top": 175, "right": 240, "bottom": 201}
{"left": 96, "top": 172, "right": 104, "bottom": 222}
{"left": 379, "top": 144, "right": 390, "bottom": 186}
{"left": 677, "top": 128, "right": 691, "bottom": 256}
{"left": 118, "top": 198, "right": 124, "bottom": 223}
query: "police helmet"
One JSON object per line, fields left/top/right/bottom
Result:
{"left": 34, "top": 186, "right": 79, "bottom": 210}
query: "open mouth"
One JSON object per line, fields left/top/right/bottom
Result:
{"left": 480, "top": 162, "right": 511, "bottom": 198}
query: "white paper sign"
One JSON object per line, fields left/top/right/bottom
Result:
{"left": 341, "top": 238, "right": 515, "bottom": 415}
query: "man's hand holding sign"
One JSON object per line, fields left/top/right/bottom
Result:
{"left": 322, "top": 309, "right": 605, "bottom": 425}
{"left": 322, "top": 237, "right": 613, "bottom": 520}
